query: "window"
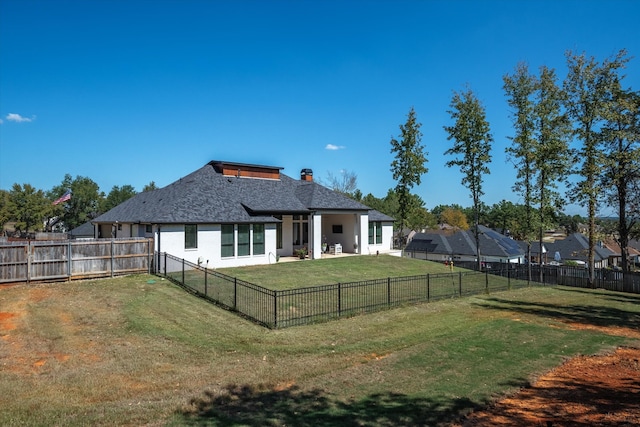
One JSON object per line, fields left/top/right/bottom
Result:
{"left": 253, "top": 224, "right": 265, "bottom": 255}
{"left": 368, "top": 222, "right": 382, "bottom": 245}
{"left": 332, "top": 224, "right": 343, "bottom": 234}
{"left": 145, "top": 224, "right": 152, "bottom": 233}
{"left": 238, "top": 224, "right": 250, "bottom": 256}
{"left": 292, "top": 215, "right": 308, "bottom": 246}
{"left": 368, "top": 222, "right": 374, "bottom": 245}
{"left": 185, "top": 224, "right": 197, "bottom": 249}
{"left": 221, "top": 224, "right": 234, "bottom": 257}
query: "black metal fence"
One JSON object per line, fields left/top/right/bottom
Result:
{"left": 157, "top": 253, "right": 545, "bottom": 329}
{"left": 451, "top": 260, "right": 640, "bottom": 294}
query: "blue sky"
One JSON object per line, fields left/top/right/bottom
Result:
{"left": 1, "top": 0, "right": 639, "bottom": 216}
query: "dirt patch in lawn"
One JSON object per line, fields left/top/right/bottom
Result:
{"left": 455, "top": 322, "right": 640, "bottom": 426}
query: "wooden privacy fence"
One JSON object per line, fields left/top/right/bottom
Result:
{"left": 0, "top": 238, "right": 153, "bottom": 284}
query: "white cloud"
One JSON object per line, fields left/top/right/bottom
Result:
{"left": 6, "top": 113, "right": 35, "bottom": 123}
{"left": 325, "top": 144, "right": 345, "bottom": 150}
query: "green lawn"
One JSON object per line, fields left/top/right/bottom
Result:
{"left": 1, "top": 273, "right": 638, "bottom": 426}
{"left": 216, "top": 255, "right": 466, "bottom": 289}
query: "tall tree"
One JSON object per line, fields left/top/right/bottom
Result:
{"left": 390, "top": 107, "right": 428, "bottom": 245}
{"left": 102, "top": 185, "right": 137, "bottom": 213}
{"left": 323, "top": 170, "right": 359, "bottom": 198}
{"left": 142, "top": 181, "right": 158, "bottom": 192}
{"left": 0, "top": 189, "right": 10, "bottom": 234}
{"left": 9, "top": 183, "right": 52, "bottom": 234}
{"left": 564, "top": 49, "right": 629, "bottom": 285}
{"left": 601, "top": 88, "right": 640, "bottom": 271}
{"left": 503, "top": 62, "right": 537, "bottom": 275}
{"left": 486, "top": 200, "right": 519, "bottom": 236}
{"left": 533, "top": 66, "right": 572, "bottom": 275}
{"left": 51, "top": 174, "right": 104, "bottom": 231}
{"left": 444, "top": 88, "right": 493, "bottom": 270}
{"left": 440, "top": 207, "right": 470, "bottom": 230}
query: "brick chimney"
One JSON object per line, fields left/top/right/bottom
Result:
{"left": 301, "top": 168, "right": 313, "bottom": 181}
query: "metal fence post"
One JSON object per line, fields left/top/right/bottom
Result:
{"left": 182, "top": 258, "right": 185, "bottom": 285}
{"left": 338, "top": 283, "right": 342, "bottom": 316}
{"left": 459, "top": 272, "right": 462, "bottom": 296}
{"left": 427, "top": 274, "right": 430, "bottom": 302}
{"left": 204, "top": 268, "right": 208, "bottom": 296}
{"left": 387, "top": 277, "right": 391, "bottom": 306}
{"left": 234, "top": 278, "right": 237, "bottom": 310}
{"left": 274, "top": 290, "right": 278, "bottom": 328}
{"left": 485, "top": 270, "right": 489, "bottom": 293}
{"left": 507, "top": 267, "right": 511, "bottom": 290}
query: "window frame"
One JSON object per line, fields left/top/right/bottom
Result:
{"left": 185, "top": 224, "right": 198, "bottom": 249}
{"left": 221, "top": 224, "right": 235, "bottom": 257}
{"left": 253, "top": 224, "right": 265, "bottom": 255}
{"left": 237, "top": 224, "right": 250, "bottom": 256}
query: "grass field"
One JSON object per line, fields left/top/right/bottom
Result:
{"left": 1, "top": 272, "right": 639, "bottom": 426}
{"left": 215, "top": 255, "right": 467, "bottom": 289}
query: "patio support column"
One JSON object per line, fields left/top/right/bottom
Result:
{"left": 311, "top": 213, "right": 322, "bottom": 259}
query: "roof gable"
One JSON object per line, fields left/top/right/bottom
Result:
{"left": 93, "top": 161, "right": 380, "bottom": 224}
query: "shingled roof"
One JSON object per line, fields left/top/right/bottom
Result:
{"left": 405, "top": 225, "right": 523, "bottom": 258}
{"left": 93, "top": 161, "right": 375, "bottom": 224}
{"left": 545, "top": 233, "right": 615, "bottom": 263}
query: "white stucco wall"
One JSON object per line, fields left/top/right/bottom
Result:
{"left": 362, "top": 220, "right": 395, "bottom": 255}
{"left": 158, "top": 223, "right": 278, "bottom": 268}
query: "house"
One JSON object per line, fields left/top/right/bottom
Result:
{"left": 544, "top": 233, "right": 615, "bottom": 268}
{"left": 404, "top": 225, "right": 525, "bottom": 264}
{"left": 601, "top": 238, "right": 640, "bottom": 268}
{"left": 69, "top": 221, "right": 96, "bottom": 239}
{"left": 515, "top": 241, "right": 548, "bottom": 264}
{"left": 91, "top": 160, "right": 395, "bottom": 268}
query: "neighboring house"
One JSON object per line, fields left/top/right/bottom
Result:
{"left": 69, "top": 221, "right": 96, "bottom": 239}
{"left": 601, "top": 238, "right": 640, "bottom": 268}
{"left": 515, "top": 241, "right": 548, "bottom": 264}
{"left": 630, "top": 239, "right": 640, "bottom": 265}
{"left": 404, "top": 225, "right": 525, "bottom": 264}
{"left": 92, "top": 160, "right": 395, "bottom": 268}
{"left": 544, "top": 233, "right": 615, "bottom": 268}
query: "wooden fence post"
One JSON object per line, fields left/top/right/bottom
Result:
{"left": 68, "top": 240, "right": 72, "bottom": 279}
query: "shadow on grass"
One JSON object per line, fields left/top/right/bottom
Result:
{"left": 555, "top": 286, "right": 640, "bottom": 304}
{"left": 176, "top": 383, "right": 479, "bottom": 426}
{"left": 473, "top": 294, "right": 640, "bottom": 331}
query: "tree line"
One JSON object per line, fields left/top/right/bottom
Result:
{"left": 334, "top": 49, "right": 639, "bottom": 278}
{"left": 0, "top": 176, "right": 158, "bottom": 235}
